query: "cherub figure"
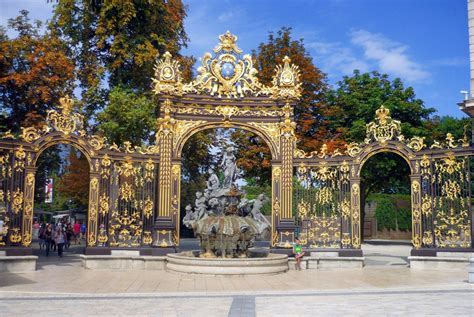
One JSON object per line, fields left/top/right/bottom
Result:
{"left": 194, "top": 191, "right": 207, "bottom": 220}
{"left": 183, "top": 204, "right": 195, "bottom": 228}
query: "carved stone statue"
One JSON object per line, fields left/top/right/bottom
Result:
{"left": 205, "top": 171, "right": 220, "bottom": 198}
{"left": 183, "top": 204, "right": 197, "bottom": 227}
{"left": 194, "top": 191, "right": 207, "bottom": 220}
{"left": 184, "top": 145, "right": 270, "bottom": 258}
{"left": 220, "top": 146, "right": 239, "bottom": 189}
{"left": 249, "top": 194, "right": 271, "bottom": 235}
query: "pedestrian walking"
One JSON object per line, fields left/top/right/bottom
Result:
{"left": 54, "top": 227, "right": 66, "bottom": 258}
{"left": 66, "top": 224, "right": 74, "bottom": 249}
{"left": 38, "top": 223, "right": 46, "bottom": 250}
{"left": 73, "top": 222, "right": 81, "bottom": 245}
{"left": 80, "top": 222, "right": 86, "bottom": 241}
{"left": 43, "top": 224, "right": 53, "bottom": 256}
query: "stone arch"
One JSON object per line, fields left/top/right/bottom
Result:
{"left": 174, "top": 121, "right": 279, "bottom": 160}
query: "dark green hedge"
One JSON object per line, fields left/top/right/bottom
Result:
{"left": 368, "top": 194, "right": 411, "bottom": 231}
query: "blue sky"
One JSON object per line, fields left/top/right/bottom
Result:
{"left": 1, "top": 0, "right": 470, "bottom": 118}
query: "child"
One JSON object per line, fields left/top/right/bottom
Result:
{"left": 293, "top": 238, "right": 304, "bottom": 270}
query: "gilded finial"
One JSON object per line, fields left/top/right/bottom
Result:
{"left": 214, "top": 31, "right": 242, "bottom": 53}
{"left": 59, "top": 95, "right": 74, "bottom": 115}
{"left": 375, "top": 105, "right": 390, "bottom": 124}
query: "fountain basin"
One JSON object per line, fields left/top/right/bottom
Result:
{"left": 166, "top": 252, "right": 288, "bottom": 275}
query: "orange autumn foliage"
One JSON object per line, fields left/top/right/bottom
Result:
{"left": 58, "top": 150, "right": 90, "bottom": 206}
{"left": 0, "top": 10, "right": 74, "bottom": 131}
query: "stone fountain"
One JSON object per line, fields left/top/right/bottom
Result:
{"left": 166, "top": 146, "right": 288, "bottom": 274}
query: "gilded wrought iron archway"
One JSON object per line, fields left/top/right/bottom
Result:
{"left": 0, "top": 31, "right": 472, "bottom": 256}
{"left": 30, "top": 136, "right": 94, "bottom": 249}
{"left": 356, "top": 144, "right": 415, "bottom": 176}
{"left": 0, "top": 96, "right": 160, "bottom": 252}
{"left": 151, "top": 32, "right": 302, "bottom": 248}
{"left": 294, "top": 105, "right": 473, "bottom": 252}
{"left": 174, "top": 122, "right": 279, "bottom": 160}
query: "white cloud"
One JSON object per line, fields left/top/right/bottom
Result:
{"left": 350, "top": 29, "right": 430, "bottom": 82}
{"left": 308, "top": 41, "right": 370, "bottom": 76}
{"left": 218, "top": 9, "right": 243, "bottom": 23}
{"left": 217, "top": 11, "right": 238, "bottom": 22}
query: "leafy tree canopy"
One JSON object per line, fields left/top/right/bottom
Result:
{"left": 96, "top": 86, "right": 156, "bottom": 146}
{"left": 50, "top": 0, "right": 192, "bottom": 114}
{"left": 0, "top": 10, "right": 74, "bottom": 131}
{"left": 325, "top": 70, "right": 436, "bottom": 144}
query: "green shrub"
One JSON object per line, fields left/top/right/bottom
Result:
{"left": 397, "top": 207, "right": 412, "bottom": 231}
{"left": 369, "top": 194, "right": 412, "bottom": 231}
{"left": 374, "top": 198, "right": 397, "bottom": 230}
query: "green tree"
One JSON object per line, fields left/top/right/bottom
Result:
{"left": 96, "top": 86, "right": 156, "bottom": 146}
{"left": 325, "top": 70, "right": 435, "bottom": 143}
{"left": 50, "top": 0, "right": 192, "bottom": 114}
{"left": 0, "top": 10, "right": 75, "bottom": 132}
{"left": 422, "top": 115, "right": 471, "bottom": 144}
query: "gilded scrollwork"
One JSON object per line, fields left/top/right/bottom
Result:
{"left": 152, "top": 51, "right": 191, "bottom": 96}
{"left": 365, "top": 105, "right": 402, "bottom": 145}
{"left": 272, "top": 56, "right": 301, "bottom": 100}
{"left": 143, "top": 198, "right": 154, "bottom": 218}
{"left": 21, "top": 127, "right": 41, "bottom": 143}
{"left": 99, "top": 194, "right": 109, "bottom": 216}
{"left": 173, "top": 120, "right": 206, "bottom": 149}
{"left": 1, "top": 130, "right": 15, "bottom": 139}
{"left": 407, "top": 136, "right": 425, "bottom": 152}
{"left": 248, "top": 122, "right": 281, "bottom": 154}
{"left": 152, "top": 32, "right": 300, "bottom": 100}
{"left": 173, "top": 103, "right": 285, "bottom": 117}
{"left": 12, "top": 189, "right": 23, "bottom": 214}
{"left": 346, "top": 142, "right": 363, "bottom": 157}
{"left": 47, "top": 96, "right": 84, "bottom": 136}
{"left": 9, "top": 228, "right": 22, "bottom": 243}
{"left": 89, "top": 135, "right": 106, "bottom": 151}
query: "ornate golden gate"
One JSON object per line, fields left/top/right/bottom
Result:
{"left": 0, "top": 32, "right": 472, "bottom": 256}
{"left": 151, "top": 32, "right": 302, "bottom": 249}
{"left": 294, "top": 106, "right": 473, "bottom": 254}
{"left": 0, "top": 97, "right": 160, "bottom": 254}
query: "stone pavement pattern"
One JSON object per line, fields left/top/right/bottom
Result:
{"left": 0, "top": 244, "right": 472, "bottom": 316}
{"left": 0, "top": 289, "right": 472, "bottom": 316}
